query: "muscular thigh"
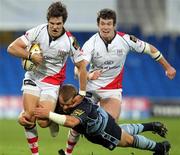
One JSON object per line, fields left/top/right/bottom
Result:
{"left": 37, "top": 99, "right": 56, "bottom": 128}
{"left": 96, "top": 89, "right": 122, "bottom": 121}
{"left": 22, "top": 78, "right": 59, "bottom": 126}
{"left": 22, "top": 79, "right": 41, "bottom": 121}
{"left": 23, "top": 93, "right": 39, "bottom": 122}
{"left": 37, "top": 82, "right": 59, "bottom": 127}
{"left": 100, "top": 98, "right": 121, "bottom": 121}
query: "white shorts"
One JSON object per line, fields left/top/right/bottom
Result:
{"left": 21, "top": 78, "right": 60, "bottom": 104}
{"left": 89, "top": 89, "right": 122, "bottom": 103}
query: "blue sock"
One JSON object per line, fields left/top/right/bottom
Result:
{"left": 119, "top": 123, "right": 144, "bottom": 135}
{"left": 132, "top": 135, "right": 156, "bottom": 151}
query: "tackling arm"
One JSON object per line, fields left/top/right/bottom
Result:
{"left": 34, "top": 107, "right": 80, "bottom": 128}
{"left": 49, "top": 112, "right": 80, "bottom": 128}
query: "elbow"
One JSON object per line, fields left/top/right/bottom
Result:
{"left": 65, "top": 118, "right": 80, "bottom": 128}
{"left": 69, "top": 123, "right": 76, "bottom": 128}
{"left": 67, "top": 120, "right": 78, "bottom": 128}
{"left": 7, "top": 44, "right": 14, "bottom": 55}
{"left": 77, "top": 60, "right": 87, "bottom": 71}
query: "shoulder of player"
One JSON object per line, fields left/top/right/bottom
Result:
{"left": 65, "top": 30, "right": 73, "bottom": 38}
{"left": 82, "top": 33, "right": 99, "bottom": 49}
{"left": 23, "top": 24, "right": 47, "bottom": 43}
{"left": 116, "top": 32, "right": 142, "bottom": 45}
{"left": 74, "top": 97, "right": 91, "bottom": 109}
{"left": 30, "top": 23, "right": 47, "bottom": 32}
{"left": 85, "top": 33, "right": 99, "bottom": 43}
{"left": 25, "top": 23, "right": 47, "bottom": 37}
{"left": 117, "top": 31, "right": 139, "bottom": 42}
{"left": 63, "top": 30, "right": 81, "bottom": 50}
{"left": 116, "top": 31, "right": 126, "bottom": 37}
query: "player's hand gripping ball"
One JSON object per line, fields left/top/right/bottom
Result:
{"left": 22, "top": 43, "right": 41, "bottom": 71}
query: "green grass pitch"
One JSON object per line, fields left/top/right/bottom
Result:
{"left": 0, "top": 117, "right": 180, "bottom": 155}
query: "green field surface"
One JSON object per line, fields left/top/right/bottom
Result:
{"left": 0, "top": 117, "right": 180, "bottom": 155}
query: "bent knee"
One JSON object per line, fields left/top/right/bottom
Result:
{"left": 119, "top": 130, "right": 134, "bottom": 147}
{"left": 37, "top": 119, "right": 50, "bottom": 128}
{"left": 18, "top": 112, "right": 35, "bottom": 128}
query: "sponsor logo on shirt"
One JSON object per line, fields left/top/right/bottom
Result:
{"left": 104, "top": 60, "right": 114, "bottom": 65}
{"left": 116, "top": 49, "right": 123, "bottom": 56}
{"left": 72, "top": 109, "right": 85, "bottom": 117}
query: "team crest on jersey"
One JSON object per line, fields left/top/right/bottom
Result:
{"left": 116, "top": 49, "right": 123, "bottom": 56}
{"left": 72, "top": 109, "right": 84, "bottom": 117}
{"left": 72, "top": 37, "right": 80, "bottom": 50}
{"left": 130, "top": 35, "right": 137, "bottom": 43}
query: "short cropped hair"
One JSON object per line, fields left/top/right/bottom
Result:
{"left": 47, "top": 1, "right": 68, "bottom": 23}
{"left": 97, "top": 8, "right": 116, "bottom": 25}
{"left": 59, "top": 84, "right": 77, "bottom": 102}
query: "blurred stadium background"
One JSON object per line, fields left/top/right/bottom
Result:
{"left": 0, "top": 0, "right": 180, "bottom": 155}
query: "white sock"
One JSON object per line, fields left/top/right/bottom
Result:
{"left": 65, "top": 129, "right": 80, "bottom": 155}
{"left": 24, "top": 126, "right": 39, "bottom": 155}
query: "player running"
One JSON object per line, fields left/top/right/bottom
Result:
{"left": 67, "top": 8, "right": 176, "bottom": 155}
{"left": 7, "top": 2, "right": 87, "bottom": 155}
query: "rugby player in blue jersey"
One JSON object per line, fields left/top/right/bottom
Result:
{"left": 33, "top": 84, "right": 170, "bottom": 155}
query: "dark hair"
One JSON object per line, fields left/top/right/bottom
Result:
{"left": 47, "top": 1, "right": 68, "bottom": 23}
{"left": 97, "top": 8, "right": 116, "bottom": 25}
{"left": 59, "top": 84, "right": 77, "bottom": 102}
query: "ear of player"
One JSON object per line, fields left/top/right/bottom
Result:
{"left": 22, "top": 43, "right": 41, "bottom": 71}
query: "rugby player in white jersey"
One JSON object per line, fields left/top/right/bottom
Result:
{"left": 7, "top": 1, "right": 87, "bottom": 155}
{"left": 62, "top": 8, "right": 176, "bottom": 155}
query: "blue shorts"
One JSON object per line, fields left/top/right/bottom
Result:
{"left": 84, "top": 113, "right": 122, "bottom": 150}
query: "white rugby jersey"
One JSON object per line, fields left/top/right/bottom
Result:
{"left": 82, "top": 32, "right": 146, "bottom": 91}
{"left": 20, "top": 24, "right": 83, "bottom": 85}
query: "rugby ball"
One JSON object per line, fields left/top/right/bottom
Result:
{"left": 22, "top": 59, "right": 37, "bottom": 71}
{"left": 22, "top": 43, "right": 41, "bottom": 71}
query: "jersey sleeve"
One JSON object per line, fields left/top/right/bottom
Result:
{"left": 20, "top": 26, "right": 40, "bottom": 46}
{"left": 123, "top": 34, "right": 146, "bottom": 53}
{"left": 70, "top": 101, "right": 91, "bottom": 124}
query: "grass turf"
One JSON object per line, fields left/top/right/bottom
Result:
{"left": 0, "top": 117, "right": 180, "bottom": 155}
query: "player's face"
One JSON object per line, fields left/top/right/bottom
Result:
{"left": 59, "top": 95, "right": 74, "bottom": 112}
{"left": 98, "top": 18, "right": 115, "bottom": 42}
{"left": 48, "top": 17, "right": 64, "bottom": 38}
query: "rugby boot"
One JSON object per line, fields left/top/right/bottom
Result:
{"left": 153, "top": 141, "right": 171, "bottom": 155}
{"left": 152, "top": 122, "right": 168, "bottom": 138}
{"left": 58, "top": 149, "right": 66, "bottom": 155}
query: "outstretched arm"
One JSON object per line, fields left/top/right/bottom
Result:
{"left": 34, "top": 107, "right": 80, "bottom": 128}
{"left": 144, "top": 43, "right": 176, "bottom": 79}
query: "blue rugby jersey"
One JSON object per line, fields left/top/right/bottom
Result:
{"left": 69, "top": 97, "right": 109, "bottom": 135}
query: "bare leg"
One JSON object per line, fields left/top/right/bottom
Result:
{"left": 22, "top": 93, "right": 39, "bottom": 155}
{"left": 100, "top": 98, "right": 121, "bottom": 121}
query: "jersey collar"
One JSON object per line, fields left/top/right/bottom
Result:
{"left": 47, "top": 26, "right": 66, "bottom": 44}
